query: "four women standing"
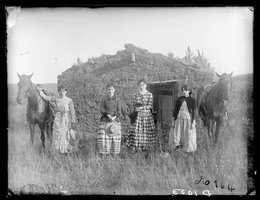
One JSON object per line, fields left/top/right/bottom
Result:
{"left": 38, "top": 81, "right": 197, "bottom": 156}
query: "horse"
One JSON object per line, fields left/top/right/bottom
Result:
{"left": 16, "top": 73, "right": 53, "bottom": 148}
{"left": 197, "top": 72, "right": 233, "bottom": 146}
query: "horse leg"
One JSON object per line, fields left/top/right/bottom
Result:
{"left": 199, "top": 105, "right": 207, "bottom": 127}
{"left": 207, "top": 119, "right": 212, "bottom": 139}
{"left": 212, "top": 121, "right": 216, "bottom": 143}
{"left": 25, "top": 113, "right": 29, "bottom": 125}
{"left": 28, "top": 123, "right": 35, "bottom": 146}
{"left": 214, "top": 119, "right": 223, "bottom": 146}
{"left": 39, "top": 123, "right": 45, "bottom": 148}
{"left": 50, "top": 124, "right": 53, "bottom": 145}
{"left": 46, "top": 122, "right": 53, "bottom": 145}
{"left": 205, "top": 125, "right": 210, "bottom": 152}
{"left": 49, "top": 122, "right": 53, "bottom": 145}
{"left": 206, "top": 119, "right": 212, "bottom": 149}
{"left": 209, "top": 120, "right": 216, "bottom": 146}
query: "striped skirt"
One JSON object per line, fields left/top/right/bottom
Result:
{"left": 125, "top": 110, "right": 158, "bottom": 151}
{"left": 96, "top": 122, "right": 122, "bottom": 154}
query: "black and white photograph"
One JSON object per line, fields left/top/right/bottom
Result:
{"left": 7, "top": 6, "right": 254, "bottom": 195}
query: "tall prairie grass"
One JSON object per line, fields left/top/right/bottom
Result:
{"left": 8, "top": 76, "right": 252, "bottom": 195}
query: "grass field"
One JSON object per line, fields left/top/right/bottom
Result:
{"left": 8, "top": 75, "right": 253, "bottom": 195}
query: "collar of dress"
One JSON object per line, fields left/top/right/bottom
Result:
{"left": 139, "top": 91, "right": 148, "bottom": 95}
{"left": 106, "top": 94, "right": 117, "bottom": 100}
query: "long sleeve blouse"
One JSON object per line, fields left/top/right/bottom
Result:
{"left": 100, "top": 94, "right": 122, "bottom": 122}
{"left": 172, "top": 96, "right": 196, "bottom": 122}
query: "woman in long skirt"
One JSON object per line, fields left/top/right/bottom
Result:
{"left": 97, "top": 83, "right": 122, "bottom": 156}
{"left": 169, "top": 85, "right": 197, "bottom": 152}
{"left": 37, "top": 85, "right": 78, "bottom": 154}
{"left": 126, "top": 79, "right": 158, "bottom": 152}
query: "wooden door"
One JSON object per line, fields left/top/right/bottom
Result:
{"left": 158, "top": 91, "right": 173, "bottom": 125}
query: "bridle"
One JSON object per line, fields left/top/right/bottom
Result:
{"left": 218, "top": 75, "right": 232, "bottom": 102}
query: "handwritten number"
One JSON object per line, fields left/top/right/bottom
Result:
{"left": 194, "top": 176, "right": 234, "bottom": 193}
{"left": 214, "top": 180, "right": 218, "bottom": 188}
{"left": 205, "top": 180, "right": 210, "bottom": 185}
{"left": 228, "top": 185, "right": 235, "bottom": 192}
{"left": 195, "top": 176, "right": 203, "bottom": 184}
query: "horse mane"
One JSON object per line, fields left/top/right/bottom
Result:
{"left": 27, "top": 83, "right": 45, "bottom": 110}
{"left": 27, "top": 82, "right": 56, "bottom": 111}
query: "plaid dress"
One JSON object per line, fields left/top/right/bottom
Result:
{"left": 126, "top": 91, "right": 158, "bottom": 151}
{"left": 96, "top": 122, "right": 121, "bottom": 154}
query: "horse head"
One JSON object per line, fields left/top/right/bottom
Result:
{"left": 216, "top": 72, "right": 233, "bottom": 104}
{"left": 16, "top": 73, "right": 34, "bottom": 105}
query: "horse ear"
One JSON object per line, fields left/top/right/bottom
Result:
{"left": 216, "top": 73, "right": 221, "bottom": 78}
{"left": 17, "top": 73, "right": 21, "bottom": 79}
{"left": 29, "top": 72, "right": 34, "bottom": 79}
{"left": 229, "top": 72, "right": 233, "bottom": 77}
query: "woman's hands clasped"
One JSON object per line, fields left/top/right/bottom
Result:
{"left": 107, "top": 114, "right": 117, "bottom": 122}
{"left": 135, "top": 106, "right": 143, "bottom": 112}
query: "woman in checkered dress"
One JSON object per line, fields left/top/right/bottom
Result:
{"left": 126, "top": 79, "right": 158, "bottom": 151}
{"left": 97, "top": 83, "right": 122, "bottom": 155}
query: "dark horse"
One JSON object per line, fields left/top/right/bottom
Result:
{"left": 16, "top": 73, "right": 53, "bottom": 148}
{"left": 197, "top": 72, "right": 233, "bottom": 145}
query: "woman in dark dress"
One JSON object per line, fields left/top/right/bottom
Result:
{"left": 97, "top": 83, "right": 122, "bottom": 155}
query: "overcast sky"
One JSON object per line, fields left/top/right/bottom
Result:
{"left": 7, "top": 7, "right": 253, "bottom": 84}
